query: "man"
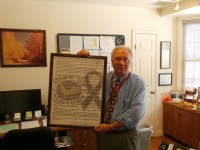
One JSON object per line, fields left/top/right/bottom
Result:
{"left": 77, "top": 45, "right": 146, "bottom": 150}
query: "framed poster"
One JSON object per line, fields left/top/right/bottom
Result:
{"left": 0, "top": 28, "right": 46, "bottom": 67}
{"left": 158, "top": 73, "right": 172, "bottom": 86}
{"left": 47, "top": 53, "right": 107, "bottom": 128}
{"left": 160, "top": 41, "right": 171, "bottom": 69}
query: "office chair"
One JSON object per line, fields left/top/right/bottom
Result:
{"left": 2, "top": 126, "right": 55, "bottom": 150}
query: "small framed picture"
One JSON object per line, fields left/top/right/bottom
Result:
{"left": 0, "top": 28, "right": 47, "bottom": 67}
{"left": 170, "top": 90, "right": 183, "bottom": 100}
{"left": 160, "top": 41, "right": 171, "bottom": 69}
{"left": 158, "top": 73, "right": 172, "bottom": 86}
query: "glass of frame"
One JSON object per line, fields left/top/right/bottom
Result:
{"left": 158, "top": 73, "right": 172, "bottom": 86}
{"left": 160, "top": 41, "right": 171, "bottom": 69}
{"left": 47, "top": 53, "right": 107, "bottom": 128}
{"left": 0, "top": 28, "right": 47, "bottom": 67}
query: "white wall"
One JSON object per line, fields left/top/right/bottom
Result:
{"left": 0, "top": 0, "right": 174, "bottom": 135}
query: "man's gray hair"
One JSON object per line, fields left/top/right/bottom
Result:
{"left": 111, "top": 45, "right": 132, "bottom": 60}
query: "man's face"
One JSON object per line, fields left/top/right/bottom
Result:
{"left": 112, "top": 48, "right": 131, "bottom": 77}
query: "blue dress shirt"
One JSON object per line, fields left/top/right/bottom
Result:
{"left": 105, "top": 71, "right": 146, "bottom": 130}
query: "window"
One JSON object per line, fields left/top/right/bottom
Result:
{"left": 183, "top": 22, "right": 200, "bottom": 89}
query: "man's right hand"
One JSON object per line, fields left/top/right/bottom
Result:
{"left": 77, "top": 50, "right": 90, "bottom": 57}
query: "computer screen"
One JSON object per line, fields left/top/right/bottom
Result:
{"left": 0, "top": 89, "right": 42, "bottom": 115}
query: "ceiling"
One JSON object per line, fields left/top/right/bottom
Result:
{"left": 37, "top": 0, "right": 200, "bottom": 17}
{"left": 36, "top": 0, "right": 177, "bottom": 8}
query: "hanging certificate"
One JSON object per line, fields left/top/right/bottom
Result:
{"left": 47, "top": 53, "right": 107, "bottom": 128}
{"left": 158, "top": 73, "right": 172, "bottom": 86}
{"left": 160, "top": 41, "right": 171, "bottom": 69}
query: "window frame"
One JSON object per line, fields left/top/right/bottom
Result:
{"left": 182, "top": 20, "right": 200, "bottom": 90}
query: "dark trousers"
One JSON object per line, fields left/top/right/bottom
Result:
{"left": 96, "top": 127, "right": 140, "bottom": 150}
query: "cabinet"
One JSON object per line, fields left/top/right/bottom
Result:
{"left": 0, "top": 126, "right": 97, "bottom": 150}
{"left": 163, "top": 102, "right": 200, "bottom": 149}
{"left": 67, "top": 128, "right": 97, "bottom": 150}
{"left": 52, "top": 127, "right": 97, "bottom": 150}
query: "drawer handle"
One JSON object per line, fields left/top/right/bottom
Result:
{"left": 78, "top": 142, "right": 87, "bottom": 146}
{"left": 178, "top": 110, "right": 183, "bottom": 116}
{"left": 78, "top": 131, "right": 87, "bottom": 135}
{"left": 180, "top": 110, "right": 183, "bottom": 115}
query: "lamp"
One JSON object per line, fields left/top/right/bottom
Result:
{"left": 174, "top": 0, "right": 180, "bottom": 10}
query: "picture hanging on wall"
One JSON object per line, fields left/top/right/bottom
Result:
{"left": 158, "top": 73, "right": 172, "bottom": 86}
{"left": 0, "top": 28, "right": 47, "bottom": 67}
{"left": 160, "top": 41, "right": 171, "bottom": 69}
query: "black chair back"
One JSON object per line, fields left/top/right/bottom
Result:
{"left": 2, "top": 127, "right": 55, "bottom": 150}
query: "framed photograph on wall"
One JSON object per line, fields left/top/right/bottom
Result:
{"left": 160, "top": 41, "right": 171, "bottom": 69}
{"left": 0, "top": 28, "right": 47, "bottom": 67}
{"left": 158, "top": 73, "right": 172, "bottom": 86}
{"left": 47, "top": 53, "right": 107, "bottom": 128}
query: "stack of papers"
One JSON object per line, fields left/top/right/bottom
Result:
{"left": 0, "top": 123, "right": 18, "bottom": 133}
{"left": 21, "top": 120, "right": 40, "bottom": 129}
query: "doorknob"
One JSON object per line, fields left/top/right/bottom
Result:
{"left": 151, "top": 91, "right": 156, "bottom": 94}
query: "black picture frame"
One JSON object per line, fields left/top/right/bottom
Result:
{"left": 0, "top": 28, "right": 47, "bottom": 67}
{"left": 198, "top": 87, "right": 200, "bottom": 100}
{"left": 47, "top": 53, "right": 107, "bottom": 128}
{"left": 160, "top": 41, "right": 171, "bottom": 69}
{"left": 158, "top": 73, "right": 172, "bottom": 86}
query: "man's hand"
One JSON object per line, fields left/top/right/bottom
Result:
{"left": 93, "top": 121, "right": 123, "bottom": 133}
{"left": 77, "top": 50, "right": 90, "bottom": 57}
{"left": 93, "top": 124, "right": 112, "bottom": 133}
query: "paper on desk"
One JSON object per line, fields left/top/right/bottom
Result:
{"left": 21, "top": 120, "right": 40, "bottom": 129}
{"left": 43, "top": 118, "right": 47, "bottom": 126}
{"left": 0, "top": 123, "right": 18, "bottom": 133}
{"left": 26, "top": 111, "right": 32, "bottom": 118}
{"left": 35, "top": 110, "right": 42, "bottom": 117}
{"left": 14, "top": 112, "right": 21, "bottom": 119}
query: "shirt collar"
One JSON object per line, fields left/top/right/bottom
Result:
{"left": 113, "top": 72, "right": 130, "bottom": 82}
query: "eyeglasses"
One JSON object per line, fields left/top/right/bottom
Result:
{"left": 113, "top": 57, "right": 130, "bottom": 63}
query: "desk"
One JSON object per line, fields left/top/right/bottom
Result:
{"left": 0, "top": 119, "right": 97, "bottom": 150}
{"left": 0, "top": 120, "right": 70, "bottom": 150}
{"left": 0, "top": 119, "right": 69, "bottom": 138}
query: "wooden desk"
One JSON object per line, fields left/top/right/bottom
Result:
{"left": 163, "top": 101, "right": 200, "bottom": 149}
{"left": 0, "top": 120, "right": 97, "bottom": 150}
{"left": 0, "top": 119, "right": 68, "bottom": 138}
{"left": 0, "top": 121, "right": 70, "bottom": 150}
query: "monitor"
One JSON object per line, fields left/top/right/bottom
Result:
{"left": 0, "top": 89, "right": 42, "bottom": 116}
